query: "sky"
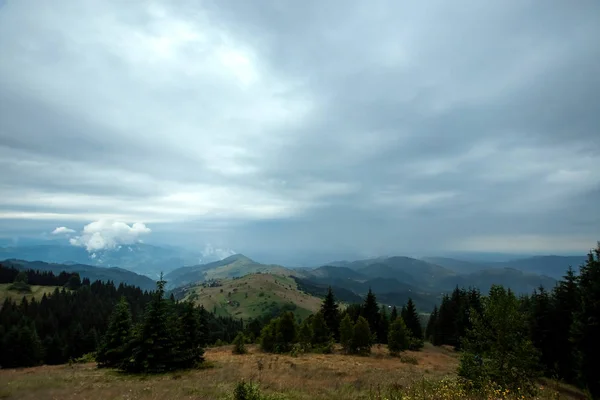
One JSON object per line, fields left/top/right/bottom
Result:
{"left": 0, "top": 0, "right": 599, "bottom": 261}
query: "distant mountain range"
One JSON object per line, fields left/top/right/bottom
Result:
{"left": 0, "top": 243, "right": 209, "bottom": 278}
{"left": 1, "top": 259, "right": 156, "bottom": 291}
{"left": 1, "top": 242, "right": 585, "bottom": 312}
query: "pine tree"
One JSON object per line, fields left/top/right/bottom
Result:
{"left": 128, "top": 275, "right": 178, "bottom": 373}
{"left": 425, "top": 305, "right": 438, "bottom": 342}
{"left": 402, "top": 298, "right": 423, "bottom": 339}
{"left": 352, "top": 316, "right": 372, "bottom": 355}
{"left": 339, "top": 314, "right": 354, "bottom": 354}
{"left": 550, "top": 266, "right": 579, "bottom": 382}
{"left": 571, "top": 244, "right": 600, "bottom": 397}
{"left": 390, "top": 306, "right": 398, "bottom": 322}
{"left": 173, "top": 301, "right": 205, "bottom": 367}
{"left": 320, "top": 287, "right": 340, "bottom": 341}
{"left": 529, "top": 287, "right": 553, "bottom": 374}
{"left": 96, "top": 296, "right": 133, "bottom": 368}
{"left": 0, "top": 319, "right": 44, "bottom": 367}
{"left": 361, "top": 289, "right": 380, "bottom": 342}
{"left": 388, "top": 317, "right": 410, "bottom": 355}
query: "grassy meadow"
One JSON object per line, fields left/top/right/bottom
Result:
{"left": 0, "top": 284, "right": 59, "bottom": 303}
{"left": 0, "top": 344, "right": 585, "bottom": 400}
{"left": 181, "top": 273, "right": 322, "bottom": 319}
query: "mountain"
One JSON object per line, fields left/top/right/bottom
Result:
{"left": 308, "top": 265, "right": 367, "bottom": 280}
{"left": 165, "top": 254, "right": 298, "bottom": 289}
{"left": 173, "top": 273, "right": 322, "bottom": 320}
{"left": 421, "top": 257, "right": 488, "bottom": 274}
{"left": 1, "top": 259, "right": 156, "bottom": 291}
{"left": 423, "top": 255, "right": 586, "bottom": 280}
{"left": 325, "top": 256, "right": 455, "bottom": 287}
{"left": 0, "top": 243, "right": 202, "bottom": 278}
{"left": 492, "top": 256, "right": 586, "bottom": 279}
{"left": 437, "top": 267, "right": 557, "bottom": 295}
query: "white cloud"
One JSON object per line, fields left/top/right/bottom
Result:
{"left": 51, "top": 226, "right": 75, "bottom": 235}
{"left": 69, "top": 220, "right": 152, "bottom": 252}
{"left": 201, "top": 243, "right": 236, "bottom": 262}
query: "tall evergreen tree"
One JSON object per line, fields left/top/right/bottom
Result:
{"left": 298, "top": 318, "right": 313, "bottom": 351}
{"left": 97, "top": 297, "right": 134, "bottom": 368}
{"left": 378, "top": 305, "right": 389, "bottom": 344}
{"left": 571, "top": 244, "right": 600, "bottom": 397}
{"left": 390, "top": 306, "right": 398, "bottom": 322}
{"left": 361, "top": 289, "right": 380, "bottom": 342}
{"left": 127, "top": 275, "right": 178, "bottom": 373}
{"left": 173, "top": 301, "right": 205, "bottom": 367}
{"left": 550, "top": 266, "right": 579, "bottom": 382}
{"left": 320, "top": 287, "right": 340, "bottom": 341}
{"left": 529, "top": 287, "right": 553, "bottom": 374}
{"left": 402, "top": 298, "right": 423, "bottom": 339}
{"left": 425, "top": 305, "right": 438, "bottom": 342}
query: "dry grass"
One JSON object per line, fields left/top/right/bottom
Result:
{"left": 0, "top": 344, "right": 584, "bottom": 400}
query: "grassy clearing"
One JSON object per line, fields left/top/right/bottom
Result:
{"left": 0, "top": 343, "right": 584, "bottom": 400}
{"left": 0, "top": 284, "right": 59, "bottom": 303}
{"left": 182, "top": 273, "right": 322, "bottom": 319}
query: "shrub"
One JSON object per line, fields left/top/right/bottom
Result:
{"left": 388, "top": 317, "right": 410, "bottom": 355}
{"left": 233, "top": 381, "right": 262, "bottom": 400}
{"left": 232, "top": 332, "right": 248, "bottom": 355}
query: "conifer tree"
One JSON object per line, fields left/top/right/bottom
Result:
{"left": 361, "top": 289, "right": 380, "bottom": 342}
{"left": 320, "top": 287, "right": 340, "bottom": 340}
{"left": 388, "top": 317, "right": 410, "bottom": 355}
{"left": 128, "top": 275, "right": 178, "bottom": 373}
{"left": 402, "top": 298, "right": 423, "bottom": 339}
{"left": 0, "top": 319, "right": 44, "bottom": 367}
{"left": 571, "top": 244, "right": 600, "bottom": 397}
{"left": 425, "top": 305, "right": 438, "bottom": 342}
{"left": 97, "top": 296, "right": 133, "bottom": 368}
{"left": 390, "top": 306, "right": 398, "bottom": 322}
{"left": 339, "top": 314, "right": 354, "bottom": 354}
{"left": 173, "top": 301, "right": 205, "bottom": 367}
{"left": 352, "top": 316, "right": 372, "bottom": 355}
{"left": 550, "top": 266, "right": 579, "bottom": 382}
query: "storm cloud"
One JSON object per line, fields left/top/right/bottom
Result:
{"left": 0, "top": 0, "right": 598, "bottom": 259}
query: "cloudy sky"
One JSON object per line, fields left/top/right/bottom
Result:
{"left": 0, "top": 0, "right": 598, "bottom": 260}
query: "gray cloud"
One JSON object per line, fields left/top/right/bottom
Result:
{"left": 0, "top": 0, "right": 599, "bottom": 258}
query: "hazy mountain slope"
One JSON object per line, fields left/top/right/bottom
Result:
{"left": 0, "top": 243, "right": 201, "bottom": 278}
{"left": 438, "top": 267, "right": 557, "bottom": 294}
{"left": 308, "top": 265, "right": 367, "bottom": 280}
{"left": 421, "top": 257, "right": 488, "bottom": 274}
{"left": 1, "top": 259, "right": 156, "bottom": 291}
{"left": 165, "top": 254, "right": 298, "bottom": 289}
{"left": 492, "top": 256, "right": 586, "bottom": 279}
{"left": 175, "top": 273, "right": 322, "bottom": 319}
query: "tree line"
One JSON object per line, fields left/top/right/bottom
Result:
{"left": 0, "top": 265, "right": 243, "bottom": 369}
{"left": 426, "top": 244, "right": 600, "bottom": 398}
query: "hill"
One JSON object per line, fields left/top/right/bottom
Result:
{"left": 174, "top": 273, "right": 322, "bottom": 320}
{"left": 165, "top": 254, "right": 297, "bottom": 289}
{"left": 1, "top": 259, "right": 156, "bottom": 291}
